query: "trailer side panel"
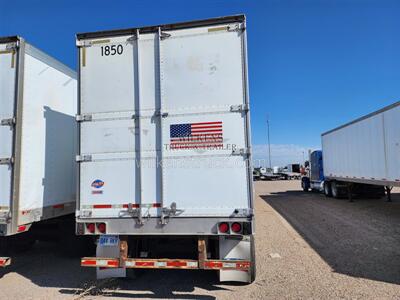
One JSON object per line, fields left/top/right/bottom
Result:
{"left": 322, "top": 103, "right": 400, "bottom": 186}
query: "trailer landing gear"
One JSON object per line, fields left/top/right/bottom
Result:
{"left": 385, "top": 186, "right": 393, "bottom": 202}
{"left": 347, "top": 183, "right": 354, "bottom": 202}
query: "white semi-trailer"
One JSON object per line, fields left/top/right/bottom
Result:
{"left": 75, "top": 15, "right": 255, "bottom": 283}
{"left": 303, "top": 102, "right": 399, "bottom": 201}
{"left": 0, "top": 36, "right": 77, "bottom": 266}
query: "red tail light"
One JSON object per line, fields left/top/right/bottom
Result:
{"left": 218, "top": 222, "right": 229, "bottom": 233}
{"left": 86, "top": 223, "right": 95, "bottom": 234}
{"left": 231, "top": 222, "right": 242, "bottom": 233}
{"left": 97, "top": 223, "right": 106, "bottom": 234}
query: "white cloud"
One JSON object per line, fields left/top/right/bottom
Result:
{"left": 252, "top": 144, "right": 319, "bottom": 168}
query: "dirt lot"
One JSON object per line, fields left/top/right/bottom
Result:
{"left": 0, "top": 180, "right": 399, "bottom": 299}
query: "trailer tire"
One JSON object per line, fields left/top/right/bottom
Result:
{"left": 324, "top": 181, "right": 332, "bottom": 197}
{"left": 331, "top": 181, "right": 340, "bottom": 198}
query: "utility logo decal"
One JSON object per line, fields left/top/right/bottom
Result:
{"left": 91, "top": 179, "right": 104, "bottom": 189}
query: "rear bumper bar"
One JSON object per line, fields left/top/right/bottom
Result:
{"left": 81, "top": 257, "right": 250, "bottom": 271}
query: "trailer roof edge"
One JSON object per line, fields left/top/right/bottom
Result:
{"left": 76, "top": 14, "right": 245, "bottom": 40}
{"left": 321, "top": 100, "right": 400, "bottom": 136}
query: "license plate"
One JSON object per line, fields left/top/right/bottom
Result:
{"left": 99, "top": 235, "right": 119, "bottom": 246}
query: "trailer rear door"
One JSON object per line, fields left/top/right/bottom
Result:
{"left": 160, "top": 25, "right": 250, "bottom": 216}
{"left": 78, "top": 20, "right": 251, "bottom": 219}
{"left": 0, "top": 42, "right": 17, "bottom": 215}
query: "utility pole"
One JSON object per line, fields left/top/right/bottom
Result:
{"left": 267, "top": 117, "right": 272, "bottom": 170}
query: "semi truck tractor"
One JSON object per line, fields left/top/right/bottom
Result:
{"left": 0, "top": 36, "right": 77, "bottom": 266}
{"left": 302, "top": 101, "right": 400, "bottom": 200}
{"left": 75, "top": 15, "right": 255, "bottom": 283}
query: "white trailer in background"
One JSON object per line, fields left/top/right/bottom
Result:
{"left": 75, "top": 15, "right": 255, "bottom": 283}
{"left": 0, "top": 36, "right": 77, "bottom": 266}
{"left": 321, "top": 101, "right": 400, "bottom": 200}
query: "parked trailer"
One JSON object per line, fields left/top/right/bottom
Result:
{"left": 276, "top": 164, "right": 301, "bottom": 180}
{"left": 75, "top": 15, "right": 255, "bottom": 283}
{"left": 303, "top": 102, "right": 400, "bottom": 200}
{"left": 0, "top": 36, "right": 77, "bottom": 266}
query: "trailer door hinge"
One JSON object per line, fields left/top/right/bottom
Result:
{"left": 228, "top": 24, "right": 246, "bottom": 33}
{"left": 232, "top": 208, "right": 254, "bottom": 217}
{"left": 5, "top": 42, "right": 18, "bottom": 51}
{"left": 1, "top": 118, "right": 15, "bottom": 126}
{"left": 79, "top": 210, "right": 92, "bottom": 218}
{"left": 76, "top": 114, "right": 92, "bottom": 122}
{"left": 160, "top": 202, "right": 184, "bottom": 225}
{"left": 76, "top": 155, "right": 92, "bottom": 162}
{"left": 76, "top": 40, "right": 92, "bottom": 48}
{"left": 230, "top": 104, "right": 249, "bottom": 113}
{"left": 127, "top": 35, "right": 137, "bottom": 42}
{"left": 160, "top": 31, "right": 171, "bottom": 40}
{"left": 154, "top": 111, "right": 169, "bottom": 118}
{"left": 0, "top": 157, "right": 14, "bottom": 165}
{"left": 232, "top": 148, "right": 250, "bottom": 157}
{"left": 0, "top": 211, "right": 11, "bottom": 223}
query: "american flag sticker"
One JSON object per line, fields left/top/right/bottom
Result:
{"left": 170, "top": 121, "right": 223, "bottom": 150}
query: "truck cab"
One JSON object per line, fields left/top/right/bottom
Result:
{"left": 301, "top": 150, "right": 324, "bottom": 192}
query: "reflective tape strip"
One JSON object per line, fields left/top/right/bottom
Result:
{"left": 81, "top": 259, "right": 118, "bottom": 267}
{"left": 107, "top": 260, "right": 119, "bottom": 267}
{"left": 221, "top": 262, "right": 236, "bottom": 268}
{"left": 187, "top": 261, "right": 198, "bottom": 268}
{"left": 125, "top": 261, "right": 135, "bottom": 267}
{"left": 81, "top": 257, "right": 249, "bottom": 270}
{"left": 0, "top": 257, "right": 11, "bottom": 267}
{"left": 82, "top": 203, "right": 161, "bottom": 209}
{"left": 93, "top": 204, "right": 112, "bottom": 209}
{"left": 167, "top": 261, "right": 188, "bottom": 268}
{"left": 81, "top": 259, "right": 98, "bottom": 266}
{"left": 135, "top": 261, "right": 155, "bottom": 267}
{"left": 53, "top": 204, "right": 65, "bottom": 209}
{"left": 204, "top": 260, "right": 251, "bottom": 270}
{"left": 81, "top": 258, "right": 199, "bottom": 269}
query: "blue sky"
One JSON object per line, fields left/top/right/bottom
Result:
{"left": 1, "top": 0, "right": 399, "bottom": 166}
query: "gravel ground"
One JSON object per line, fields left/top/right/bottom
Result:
{"left": 0, "top": 180, "right": 399, "bottom": 299}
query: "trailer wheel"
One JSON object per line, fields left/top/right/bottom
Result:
{"left": 331, "top": 181, "right": 340, "bottom": 198}
{"left": 323, "top": 181, "right": 332, "bottom": 197}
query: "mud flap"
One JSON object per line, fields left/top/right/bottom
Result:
{"left": 96, "top": 238, "right": 126, "bottom": 279}
{"left": 219, "top": 235, "right": 251, "bottom": 283}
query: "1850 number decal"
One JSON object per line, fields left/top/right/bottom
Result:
{"left": 101, "top": 45, "right": 123, "bottom": 56}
